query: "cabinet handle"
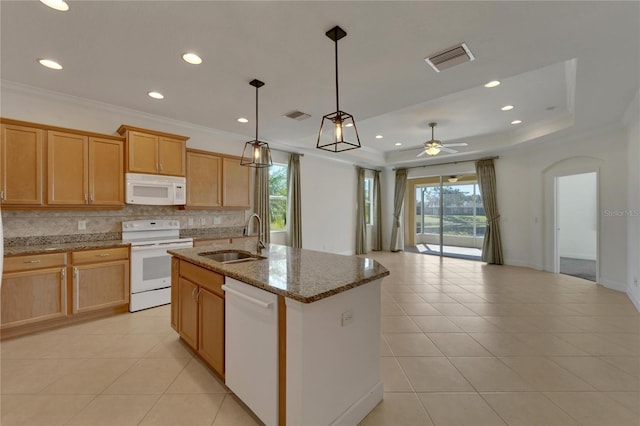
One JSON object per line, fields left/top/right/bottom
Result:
{"left": 24, "top": 259, "right": 41, "bottom": 264}
{"left": 61, "top": 267, "right": 67, "bottom": 314}
{"left": 159, "top": 163, "right": 163, "bottom": 172}
{"left": 0, "top": 190, "right": 4, "bottom": 201}
{"left": 73, "top": 267, "right": 79, "bottom": 314}
{"left": 191, "top": 287, "right": 197, "bottom": 301}
{"left": 84, "top": 193, "right": 88, "bottom": 204}
{"left": 90, "top": 193, "right": 94, "bottom": 202}
{"left": 96, "top": 253, "right": 110, "bottom": 257}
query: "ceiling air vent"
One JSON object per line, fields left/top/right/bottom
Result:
{"left": 284, "top": 110, "right": 311, "bottom": 121}
{"left": 425, "top": 42, "right": 475, "bottom": 72}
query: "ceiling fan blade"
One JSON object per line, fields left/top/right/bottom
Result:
{"left": 416, "top": 149, "right": 427, "bottom": 157}
{"left": 440, "top": 147, "right": 458, "bottom": 154}
{"left": 443, "top": 143, "right": 468, "bottom": 147}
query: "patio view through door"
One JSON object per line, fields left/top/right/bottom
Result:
{"left": 409, "top": 175, "right": 485, "bottom": 260}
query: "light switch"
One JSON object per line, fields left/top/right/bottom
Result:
{"left": 77, "top": 220, "right": 87, "bottom": 230}
{"left": 188, "top": 218, "right": 194, "bottom": 226}
{"left": 341, "top": 309, "right": 354, "bottom": 327}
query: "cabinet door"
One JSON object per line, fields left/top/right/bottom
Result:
{"left": 47, "top": 131, "right": 88, "bottom": 205}
{"left": 88, "top": 137, "right": 124, "bottom": 206}
{"left": 199, "top": 287, "right": 225, "bottom": 376}
{"left": 222, "top": 157, "right": 250, "bottom": 208}
{"left": 178, "top": 277, "right": 199, "bottom": 349}
{"left": 187, "top": 151, "right": 221, "bottom": 208}
{"left": 171, "top": 257, "right": 180, "bottom": 332}
{"left": 0, "top": 124, "right": 44, "bottom": 205}
{"left": 158, "top": 137, "right": 186, "bottom": 176}
{"left": 72, "top": 260, "right": 129, "bottom": 314}
{"left": 127, "top": 131, "right": 158, "bottom": 174}
{"left": 1, "top": 267, "right": 67, "bottom": 328}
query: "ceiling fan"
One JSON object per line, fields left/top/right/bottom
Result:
{"left": 416, "top": 122, "right": 468, "bottom": 157}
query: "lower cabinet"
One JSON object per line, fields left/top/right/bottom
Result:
{"left": 173, "top": 259, "right": 225, "bottom": 377}
{"left": 1, "top": 247, "right": 130, "bottom": 338}
{"left": 1, "top": 253, "right": 68, "bottom": 329}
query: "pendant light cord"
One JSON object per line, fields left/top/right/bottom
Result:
{"left": 335, "top": 37, "right": 340, "bottom": 114}
{"left": 255, "top": 85, "right": 259, "bottom": 141}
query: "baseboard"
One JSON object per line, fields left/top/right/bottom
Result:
{"left": 330, "top": 381, "right": 383, "bottom": 426}
{"left": 627, "top": 289, "right": 640, "bottom": 312}
{"left": 599, "top": 278, "right": 627, "bottom": 292}
{"left": 559, "top": 253, "right": 597, "bottom": 261}
{"left": 504, "top": 258, "right": 543, "bottom": 270}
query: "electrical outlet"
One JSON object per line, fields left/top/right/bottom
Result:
{"left": 213, "top": 216, "right": 221, "bottom": 225}
{"left": 341, "top": 309, "right": 354, "bottom": 327}
{"left": 77, "top": 220, "right": 87, "bottom": 230}
{"left": 188, "top": 218, "right": 194, "bottom": 226}
{"left": 634, "top": 276, "right": 639, "bottom": 288}
{"left": 200, "top": 217, "right": 206, "bottom": 226}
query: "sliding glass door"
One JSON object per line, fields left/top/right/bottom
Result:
{"left": 413, "top": 177, "right": 484, "bottom": 259}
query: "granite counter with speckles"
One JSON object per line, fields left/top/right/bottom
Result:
{"left": 169, "top": 241, "right": 389, "bottom": 303}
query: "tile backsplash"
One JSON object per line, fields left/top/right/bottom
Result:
{"left": 1, "top": 205, "right": 247, "bottom": 239}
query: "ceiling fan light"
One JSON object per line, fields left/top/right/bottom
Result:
{"left": 447, "top": 175, "right": 459, "bottom": 183}
{"left": 425, "top": 142, "right": 441, "bottom": 156}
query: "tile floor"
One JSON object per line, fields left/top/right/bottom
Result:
{"left": 1, "top": 251, "right": 638, "bottom": 426}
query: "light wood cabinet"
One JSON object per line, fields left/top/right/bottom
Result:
{"left": 1, "top": 253, "right": 67, "bottom": 329}
{"left": 71, "top": 247, "right": 129, "bottom": 314}
{"left": 222, "top": 157, "right": 250, "bottom": 208}
{"left": 0, "top": 124, "right": 44, "bottom": 206}
{"left": 186, "top": 150, "right": 222, "bottom": 208}
{"left": 89, "top": 137, "right": 124, "bottom": 206}
{"left": 47, "top": 131, "right": 124, "bottom": 207}
{"left": 118, "top": 125, "right": 188, "bottom": 177}
{"left": 173, "top": 258, "right": 225, "bottom": 377}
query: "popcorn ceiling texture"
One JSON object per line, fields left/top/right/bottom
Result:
{"left": 1, "top": 205, "right": 247, "bottom": 239}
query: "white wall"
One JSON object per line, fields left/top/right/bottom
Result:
{"left": 624, "top": 90, "right": 640, "bottom": 309}
{"left": 1, "top": 83, "right": 358, "bottom": 255}
{"left": 498, "top": 125, "right": 628, "bottom": 290}
{"left": 557, "top": 173, "right": 597, "bottom": 260}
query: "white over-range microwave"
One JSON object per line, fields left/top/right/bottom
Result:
{"left": 125, "top": 173, "right": 187, "bottom": 205}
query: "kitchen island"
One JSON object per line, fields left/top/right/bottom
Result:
{"left": 169, "top": 241, "right": 389, "bottom": 426}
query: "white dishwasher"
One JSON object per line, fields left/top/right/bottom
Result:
{"left": 223, "top": 278, "right": 279, "bottom": 426}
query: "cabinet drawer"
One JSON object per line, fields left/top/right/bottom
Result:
{"left": 71, "top": 247, "right": 128, "bottom": 264}
{"left": 4, "top": 253, "right": 67, "bottom": 273}
{"left": 180, "top": 260, "right": 224, "bottom": 296}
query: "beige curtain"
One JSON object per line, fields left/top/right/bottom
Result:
{"left": 253, "top": 164, "right": 270, "bottom": 244}
{"left": 286, "top": 154, "right": 302, "bottom": 248}
{"left": 355, "top": 167, "right": 367, "bottom": 255}
{"left": 390, "top": 168, "right": 407, "bottom": 252}
{"left": 372, "top": 170, "right": 383, "bottom": 251}
{"left": 475, "top": 159, "right": 503, "bottom": 264}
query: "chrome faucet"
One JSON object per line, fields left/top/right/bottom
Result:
{"left": 244, "top": 213, "right": 266, "bottom": 254}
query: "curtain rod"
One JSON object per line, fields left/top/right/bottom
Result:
{"left": 394, "top": 156, "right": 499, "bottom": 171}
{"left": 357, "top": 166, "right": 382, "bottom": 173}
{"left": 270, "top": 146, "right": 304, "bottom": 157}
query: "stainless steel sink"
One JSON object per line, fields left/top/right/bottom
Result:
{"left": 198, "top": 250, "right": 266, "bottom": 264}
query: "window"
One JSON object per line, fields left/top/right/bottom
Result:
{"left": 269, "top": 164, "right": 287, "bottom": 231}
{"left": 364, "top": 177, "right": 373, "bottom": 225}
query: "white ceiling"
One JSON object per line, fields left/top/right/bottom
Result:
{"left": 1, "top": 1, "right": 638, "bottom": 168}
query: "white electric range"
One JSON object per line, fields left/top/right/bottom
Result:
{"left": 122, "top": 219, "right": 193, "bottom": 312}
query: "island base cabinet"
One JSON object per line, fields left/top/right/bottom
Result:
{"left": 198, "top": 288, "right": 224, "bottom": 374}
{"left": 223, "top": 278, "right": 279, "bottom": 426}
{"left": 286, "top": 279, "right": 383, "bottom": 426}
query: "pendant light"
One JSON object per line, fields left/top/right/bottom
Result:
{"left": 317, "top": 26, "right": 361, "bottom": 153}
{"left": 240, "top": 79, "right": 273, "bottom": 168}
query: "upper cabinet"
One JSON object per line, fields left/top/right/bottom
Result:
{"left": 0, "top": 118, "right": 124, "bottom": 209}
{"left": 185, "top": 150, "right": 250, "bottom": 210}
{"left": 47, "top": 131, "right": 124, "bottom": 207}
{"left": 222, "top": 157, "right": 250, "bottom": 208}
{"left": 118, "top": 125, "right": 188, "bottom": 177}
{"left": 0, "top": 123, "right": 45, "bottom": 206}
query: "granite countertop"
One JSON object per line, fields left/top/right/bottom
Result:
{"left": 4, "top": 239, "right": 130, "bottom": 256}
{"left": 169, "top": 241, "right": 390, "bottom": 303}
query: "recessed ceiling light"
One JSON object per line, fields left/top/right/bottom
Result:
{"left": 147, "top": 91, "right": 164, "bottom": 100}
{"left": 182, "top": 52, "right": 202, "bottom": 65}
{"left": 395, "top": 142, "right": 402, "bottom": 146}
{"left": 40, "top": 0, "right": 69, "bottom": 11}
{"left": 237, "top": 117, "right": 249, "bottom": 123}
{"left": 501, "top": 105, "right": 514, "bottom": 111}
{"left": 38, "top": 59, "right": 63, "bottom": 70}
{"left": 511, "top": 120, "right": 523, "bottom": 125}
{"left": 484, "top": 80, "right": 501, "bottom": 88}
{"left": 375, "top": 135, "right": 383, "bottom": 139}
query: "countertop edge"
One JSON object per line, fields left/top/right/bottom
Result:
{"left": 3, "top": 240, "right": 131, "bottom": 256}
{"left": 169, "top": 250, "right": 390, "bottom": 303}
